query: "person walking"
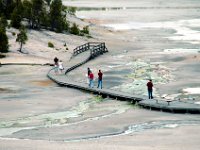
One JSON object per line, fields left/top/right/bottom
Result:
{"left": 54, "top": 57, "right": 59, "bottom": 74}
{"left": 97, "top": 70, "right": 103, "bottom": 89}
{"left": 147, "top": 79, "right": 153, "bottom": 99}
{"left": 58, "top": 60, "right": 64, "bottom": 73}
{"left": 89, "top": 71, "right": 94, "bottom": 88}
{"left": 87, "top": 67, "right": 91, "bottom": 85}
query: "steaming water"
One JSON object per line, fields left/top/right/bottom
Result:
{"left": 103, "top": 19, "right": 200, "bottom": 44}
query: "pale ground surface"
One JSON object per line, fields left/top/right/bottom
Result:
{"left": 0, "top": 0, "right": 200, "bottom": 149}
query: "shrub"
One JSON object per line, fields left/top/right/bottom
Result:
{"left": 70, "top": 23, "right": 80, "bottom": 35}
{"left": 48, "top": 42, "right": 54, "bottom": 48}
{"left": 81, "top": 25, "right": 89, "bottom": 34}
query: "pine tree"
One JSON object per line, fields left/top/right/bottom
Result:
{"left": 22, "top": 0, "right": 32, "bottom": 28}
{"left": 50, "top": 0, "right": 65, "bottom": 32}
{"left": 4, "top": 0, "right": 16, "bottom": 19}
{"left": 16, "top": 25, "right": 28, "bottom": 52}
{"left": 31, "top": 0, "right": 44, "bottom": 29}
{"left": 44, "top": 0, "right": 51, "bottom": 6}
{"left": 0, "top": 26, "right": 9, "bottom": 53}
{"left": 10, "top": 7, "right": 22, "bottom": 28}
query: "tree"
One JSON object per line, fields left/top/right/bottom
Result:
{"left": 22, "top": 0, "right": 32, "bottom": 28}
{"left": 31, "top": 0, "right": 44, "bottom": 29}
{"left": 49, "top": 0, "right": 66, "bottom": 32}
{"left": 16, "top": 25, "right": 28, "bottom": 52}
{"left": 10, "top": 0, "right": 24, "bottom": 28}
{"left": 44, "top": 0, "right": 51, "bottom": 6}
{"left": 10, "top": 7, "right": 22, "bottom": 28}
{"left": 0, "top": 26, "right": 9, "bottom": 53}
{"left": 0, "top": 15, "right": 8, "bottom": 28}
{"left": 3, "top": 0, "right": 16, "bottom": 19}
{"left": 0, "top": 0, "right": 5, "bottom": 15}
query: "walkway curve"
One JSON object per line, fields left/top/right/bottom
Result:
{"left": 47, "top": 43, "right": 200, "bottom": 114}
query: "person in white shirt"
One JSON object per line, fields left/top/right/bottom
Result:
{"left": 58, "top": 60, "right": 64, "bottom": 73}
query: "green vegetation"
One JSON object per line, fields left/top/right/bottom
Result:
{"left": 70, "top": 23, "right": 80, "bottom": 35}
{"left": 48, "top": 42, "right": 54, "bottom": 48}
{"left": 0, "top": 0, "right": 89, "bottom": 33}
{"left": 16, "top": 25, "right": 28, "bottom": 52}
{"left": 10, "top": 0, "right": 23, "bottom": 28}
{"left": 81, "top": 25, "right": 89, "bottom": 35}
{"left": 0, "top": 0, "right": 90, "bottom": 55}
{"left": 0, "top": 16, "right": 9, "bottom": 53}
{"left": 94, "top": 95, "right": 104, "bottom": 103}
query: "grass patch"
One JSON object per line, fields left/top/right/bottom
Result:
{"left": 127, "top": 102, "right": 141, "bottom": 109}
{"left": 94, "top": 95, "right": 104, "bottom": 103}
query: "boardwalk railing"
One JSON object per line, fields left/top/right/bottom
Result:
{"left": 65, "top": 42, "right": 108, "bottom": 74}
{"left": 47, "top": 42, "right": 200, "bottom": 114}
{"left": 72, "top": 42, "right": 108, "bottom": 57}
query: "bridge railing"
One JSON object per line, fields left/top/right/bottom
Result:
{"left": 66, "top": 42, "right": 108, "bottom": 74}
{"left": 90, "top": 42, "right": 108, "bottom": 58}
{"left": 72, "top": 43, "right": 90, "bottom": 57}
{"left": 72, "top": 42, "right": 108, "bottom": 57}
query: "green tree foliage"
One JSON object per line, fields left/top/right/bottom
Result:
{"left": 68, "top": 7, "right": 76, "bottom": 15}
{"left": 16, "top": 25, "right": 28, "bottom": 52}
{"left": 31, "top": 0, "right": 44, "bottom": 29}
{"left": 0, "top": 0, "right": 5, "bottom": 15}
{"left": 70, "top": 23, "right": 80, "bottom": 35}
{"left": 22, "top": 0, "right": 32, "bottom": 27}
{"left": 10, "top": 0, "right": 24, "bottom": 28}
{"left": 1, "top": 0, "right": 88, "bottom": 40}
{"left": 0, "top": 26, "right": 9, "bottom": 53}
{"left": 3, "top": 0, "right": 16, "bottom": 19}
{"left": 49, "top": 0, "right": 66, "bottom": 32}
{"left": 44, "top": 0, "right": 51, "bottom": 6}
{"left": 0, "top": 15, "right": 8, "bottom": 28}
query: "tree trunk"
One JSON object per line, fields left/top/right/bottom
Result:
{"left": 19, "top": 42, "right": 23, "bottom": 52}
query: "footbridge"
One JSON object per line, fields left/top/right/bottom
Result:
{"left": 47, "top": 42, "right": 200, "bottom": 114}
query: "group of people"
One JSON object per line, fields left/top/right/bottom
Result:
{"left": 54, "top": 57, "right": 64, "bottom": 74}
{"left": 87, "top": 67, "right": 103, "bottom": 89}
{"left": 53, "top": 57, "right": 154, "bottom": 99}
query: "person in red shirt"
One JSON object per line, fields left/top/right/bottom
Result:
{"left": 147, "top": 79, "right": 153, "bottom": 99}
{"left": 97, "top": 70, "right": 103, "bottom": 89}
{"left": 89, "top": 71, "right": 94, "bottom": 88}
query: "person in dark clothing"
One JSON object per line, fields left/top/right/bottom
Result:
{"left": 54, "top": 57, "right": 59, "bottom": 65}
{"left": 54, "top": 57, "right": 59, "bottom": 73}
{"left": 87, "top": 67, "right": 91, "bottom": 76}
{"left": 147, "top": 79, "right": 153, "bottom": 99}
{"left": 97, "top": 70, "right": 103, "bottom": 89}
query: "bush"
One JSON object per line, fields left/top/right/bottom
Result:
{"left": 70, "top": 23, "right": 80, "bottom": 35}
{"left": 48, "top": 42, "right": 54, "bottom": 48}
{"left": 81, "top": 25, "right": 89, "bottom": 34}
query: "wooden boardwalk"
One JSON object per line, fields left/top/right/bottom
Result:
{"left": 47, "top": 42, "right": 200, "bottom": 114}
